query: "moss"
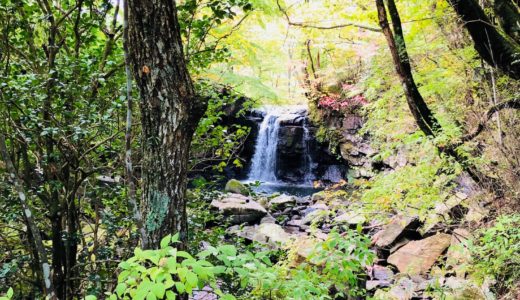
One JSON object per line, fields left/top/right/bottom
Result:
{"left": 145, "top": 190, "right": 170, "bottom": 233}
{"left": 224, "top": 179, "right": 249, "bottom": 195}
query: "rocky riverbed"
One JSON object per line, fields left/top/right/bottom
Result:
{"left": 207, "top": 179, "right": 494, "bottom": 300}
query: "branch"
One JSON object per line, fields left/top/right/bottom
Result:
{"left": 450, "top": 97, "right": 520, "bottom": 147}
{"left": 276, "top": 0, "right": 381, "bottom": 32}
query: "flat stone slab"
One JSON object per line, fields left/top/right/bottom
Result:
{"left": 211, "top": 193, "right": 267, "bottom": 224}
{"left": 268, "top": 194, "right": 297, "bottom": 210}
{"left": 372, "top": 215, "right": 418, "bottom": 248}
{"left": 229, "top": 223, "right": 297, "bottom": 248}
{"left": 334, "top": 211, "right": 366, "bottom": 225}
{"left": 387, "top": 233, "right": 451, "bottom": 275}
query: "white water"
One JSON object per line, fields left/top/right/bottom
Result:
{"left": 247, "top": 106, "right": 315, "bottom": 185}
{"left": 302, "top": 119, "right": 316, "bottom": 185}
{"left": 248, "top": 113, "right": 282, "bottom": 182}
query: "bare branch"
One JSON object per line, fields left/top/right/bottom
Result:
{"left": 276, "top": 0, "right": 381, "bottom": 32}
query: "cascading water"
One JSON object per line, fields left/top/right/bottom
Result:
{"left": 302, "top": 119, "right": 315, "bottom": 185}
{"left": 248, "top": 113, "right": 282, "bottom": 182}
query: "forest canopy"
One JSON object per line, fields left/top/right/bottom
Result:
{"left": 0, "top": 0, "right": 519, "bottom": 299}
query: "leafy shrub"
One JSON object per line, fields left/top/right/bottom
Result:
{"left": 100, "top": 228, "right": 374, "bottom": 299}
{"left": 107, "top": 234, "right": 238, "bottom": 300}
{"left": 467, "top": 214, "right": 520, "bottom": 294}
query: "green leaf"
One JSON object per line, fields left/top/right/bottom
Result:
{"left": 85, "top": 296, "right": 97, "bottom": 300}
{"left": 6, "top": 289, "right": 13, "bottom": 299}
{"left": 165, "top": 291, "right": 176, "bottom": 300}
{"left": 116, "top": 283, "right": 127, "bottom": 296}
{"left": 218, "top": 245, "right": 237, "bottom": 257}
{"left": 160, "top": 234, "right": 172, "bottom": 249}
{"left": 171, "top": 233, "right": 180, "bottom": 244}
{"left": 151, "top": 283, "right": 166, "bottom": 299}
{"left": 186, "top": 271, "right": 198, "bottom": 287}
{"left": 146, "top": 292, "right": 157, "bottom": 300}
{"left": 175, "top": 282, "right": 185, "bottom": 294}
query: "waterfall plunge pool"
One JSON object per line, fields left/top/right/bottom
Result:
{"left": 241, "top": 181, "right": 323, "bottom": 197}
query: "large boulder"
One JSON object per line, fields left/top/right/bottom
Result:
{"left": 224, "top": 179, "right": 249, "bottom": 195}
{"left": 229, "top": 223, "right": 296, "bottom": 248}
{"left": 268, "top": 194, "right": 297, "bottom": 211}
{"left": 372, "top": 215, "right": 420, "bottom": 248}
{"left": 387, "top": 233, "right": 452, "bottom": 275}
{"left": 211, "top": 193, "right": 266, "bottom": 224}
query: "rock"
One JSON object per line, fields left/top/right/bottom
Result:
{"left": 287, "top": 219, "right": 303, "bottom": 227}
{"left": 372, "top": 216, "right": 420, "bottom": 248}
{"left": 302, "top": 203, "right": 329, "bottom": 216}
{"left": 296, "top": 196, "right": 311, "bottom": 205}
{"left": 334, "top": 211, "right": 366, "bottom": 225}
{"left": 268, "top": 194, "right": 297, "bottom": 211}
{"left": 342, "top": 114, "right": 364, "bottom": 131}
{"left": 383, "top": 149, "right": 408, "bottom": 169}
{"left": 443, "top": 277, "right": 488, "bottom": 300}
{"left": 387, "top": 233, "right": 451, "bottom": 275}
{"left": 311, "top": 191, "right": 327, "bottom": 202}
{"left": 224, "top": 179, "right": 249, "bottom": 195}
{"left": 278, "top": 113, "right": 304, "bottom": 126}
{"left": 211, "top": 194, "right": 267, "bottom": 224}
{"left": 371, "top": 265, "right": 394, "bottom": 281}
{"left": 373, "top": 277, "right": 415, "bottom": 300}
{"left": 389, "top": 237, "right": 411, "bottom": 254}
{"left": 302, "top": 209, "right": 329, "bottom": 225}
{"left": 366, "top": 280, "right": 391, "bottom": 291}
{"left": 229, "top": 223, "right": 296, "bottom": 248}
{"left": 260, "top": 214, "right": 276, "bottom": 224}
{"left": 294, "top": 237, "right": 318, "bottom": 260}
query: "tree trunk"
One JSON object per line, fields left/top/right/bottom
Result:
{"left": 126, "top": 0, "right": 207, "bottom": 248}
{"left": 375, "top": 0, "right": 439, "bottom": 136}
{"left": 447, "top": 0, "right": 520, "bottom": 80}
{"left": 0, "top": 134, "right": 56, "bottom": 299}
{"left": 494, "top": 0, "right": 520, "bottom": 44}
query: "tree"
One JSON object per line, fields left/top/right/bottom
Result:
{"left": 374, "top": 0, "right": 440, "bottom": 137}
{"left": 125, "top": 0, "right": 207, "bottom": 249}
{"left": 447, "top": 0, "right": 520, "bottom": 80}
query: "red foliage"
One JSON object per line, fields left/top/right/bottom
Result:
{"left": 317, "top": 84, "right": 368, "bottom": 112}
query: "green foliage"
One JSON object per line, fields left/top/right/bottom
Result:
{"left": 467, "top": 214, "right": 520, "bottom": 293}
{"left": 109, "top": 233, "right": 237, "bottom": 300}
{"left": 315, "top": 126, "right": 343, "bottom": 156}
{"left": 190, "top": 82, "right": 255, "bottom": 174}
{"left": 105, "top": 228, "right": 373, "bottom": 300}
{"left": 0, "top": 288, "right": 13, "bottom": 300}
{"left": 361, "top": 139, "right": 459, "bottom": 218}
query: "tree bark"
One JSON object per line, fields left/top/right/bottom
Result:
{"left": 375, "top": 0, "right": 440, "bottom": 136}
{"left": 126, "top": 0, "right": 207, "bottom": 248}
{"left": 123, "top": 0, "right": 148, "bottom": 249}
{"left": 494, "top": 0, "right": 520, "bottom": 44}
{"left": 447, "top": 0, "right": 520, "bottom": 80}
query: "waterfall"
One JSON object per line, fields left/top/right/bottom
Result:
{"left": 248, "top": 113, "right": 282, "bottom": 182}
{"left": 302, "top": 119, "right": 315, "bottom": 185}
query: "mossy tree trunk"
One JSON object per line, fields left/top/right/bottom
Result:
{"left": 447, "top": 0, "right": 520, "bottom": 80}
{"left": 126, "top": 0, "right": 207, "bottom": 249}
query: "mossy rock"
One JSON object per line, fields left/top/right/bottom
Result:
{"left": 224, "top": 179, "right": 249, "bottom": 195}
{"left": 311, "top": 190, "right": 350, "bottom": 204}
